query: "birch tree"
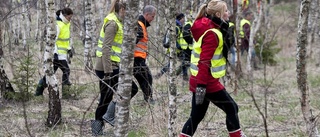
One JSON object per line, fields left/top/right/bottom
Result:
{"left": 0, "top": 24, "right": 15, "bottom": 98}
{"left": 297, "top": 0, "right": 319, "bottom": 136}
{"left": 84, "top": 0, "right": 93, "bottom": 72}
{"left": 168, "top": 0, "right": 178, "bottom": 136}
{"left": 247, "top": 0, "right": 263, "bottom": 72}
{"left": 45, "top": 0, "right": 62, "bottom": 127}
{"left": 114, "top": 0, "right": 139, "bottom": 136}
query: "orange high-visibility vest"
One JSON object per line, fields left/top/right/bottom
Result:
{"left": 134, "top": 21, "right": 148, "bottom": 59}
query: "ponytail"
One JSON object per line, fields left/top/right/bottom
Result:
{"left": 195, "top": 4, "right": 207, "bottom": 20}
{"left": 108, "top": 0, "right": 126, "bottom": 14}
{"left": 56, "top": 10, "right": 62, "bottom": 17}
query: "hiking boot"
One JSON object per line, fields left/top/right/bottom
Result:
{"left": 34, "top": 79, "right": 45, "bottom": 96}
{"left": 91, "top": 120, "right": 104, "bottom": 136}
{"left": 103, "top": 101, "right": 116, "bottom": 127}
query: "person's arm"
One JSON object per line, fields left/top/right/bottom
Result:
{"left": 136, "top": 23, "right": 143, "bottom": 44}
{"left": 243, "top": 23, "right": 250, "bottom": 41}
{"left": 102, "top": 21, "right": 117, "bottom": 74}
{"left": 183, "top": 24, "right": 193, "bottom": 45}
{"left": 196, "top": 31, "right": 219, "bottom": 86}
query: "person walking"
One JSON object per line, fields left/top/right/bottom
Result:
{"left": 102, "top": 5, "right": 157, "bottom": 127}
{"left": 34, "top": 8, "right": 74, "bottom": 98}
{"left": 179, "top": 0, "right": 246, "bottom": 137}
{"left": 240, "top": 11, "right": 259, "bottom": 69}
{"left": 131, "top": 5, "right": 157, "bottom": 103}
{"left": 90, "top": 1, "right": 126, "bottom": 136}
{"left": 155, "top": 13, "right": 193, "bottom": 81}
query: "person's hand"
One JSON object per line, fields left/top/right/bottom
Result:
{"left": 195, "top": 85, "right": 206, "bottom": 105}
{"left": 68, "top": 49, "right": 73, "bottom": 58}
{"left": 104, "top": 73, "right": 113, "bottom": 80}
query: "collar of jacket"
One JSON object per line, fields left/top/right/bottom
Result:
{"left": 210, "top": 17, "right": 229, "bottom": 36}
{"left": 138, "top": 15, "right": 150, "bottom": 27}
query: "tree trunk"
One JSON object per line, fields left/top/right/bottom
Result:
{"left": 114, "top": 0, "right": 139, "bottom": 136}
{"left": 168, "top": 0, "right": 177, "bottom": 136}
{"left": 84, "top": 0, "right": 93, "bottom": 72}
{"left": 247, "top": 0, "right": 262, "bottom": 72}
{"left": 45, "top": 0, "right": 62, "bottom": 127}
{"left": 0, "top": 25, "right": 15, "bottom": 98}
{"left": 297, "top": 0, "right": 319, "bottom": 136}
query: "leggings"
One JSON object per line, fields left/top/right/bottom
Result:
{"left": 181, "top": 89, "right": 240, "bottom": 136}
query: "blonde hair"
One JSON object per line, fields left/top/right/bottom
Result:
{"left": 195, "top": 0, "right": 227, "bottom": 21}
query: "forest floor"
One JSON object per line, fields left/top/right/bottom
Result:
{"left": 1, "top": 1, "right": 320, "bottom": 137}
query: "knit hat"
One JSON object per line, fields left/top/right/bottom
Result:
{"left": 176, "top": 13, "right": 185, "bottom": 20}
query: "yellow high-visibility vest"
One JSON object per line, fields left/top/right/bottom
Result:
{"left": 56, "top": 21, "right": 70, "bottom": 55}
{"left": 190, "top": 28, "right": 226, "bottom": 78}
{"left": 96, "top": 12, "right": 123, "bottom": 63}
{"left": 178, "top": 21, "right": 193, "bottom": 50}
{"left": 239, "top": 19, "right": 250, "bottom": 38}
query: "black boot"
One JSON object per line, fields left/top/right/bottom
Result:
{"left": 91, "top": 120, "right": 104, "bottom": 136}
{"left": 103, "top": 101, "right": 116, "bottom": 127}
{"left": 34, "top": 79, "right": 45, "bottom": 96}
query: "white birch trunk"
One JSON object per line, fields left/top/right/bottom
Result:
{"left": 168, "top": 0, "right": 177, "bottom": 136}
{"left": 247, "top": 1, "right": 262, "bottom": 72}
{"left": 114, "top": 0, "right": 139, "bottom": 136}
{"left": 84, "top": 0, "right": 93, "bottom": 72}
{"left": 297, "top": 0, "right": 320, "bottom": 136}
{"left": 45, "top": 0, "right": 62, "bottom": 127}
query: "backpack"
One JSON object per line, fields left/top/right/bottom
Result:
{"left": 163, "top": 28, "right": 171, "bottom": 48}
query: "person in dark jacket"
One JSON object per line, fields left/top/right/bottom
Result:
{"left": 179, "top": 0, "right": 246, "bottom": 137}
{"left": 154, "top": 13, "right": 193, "bottom": 81}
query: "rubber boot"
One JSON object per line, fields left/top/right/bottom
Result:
{"left": 229, "top": 129, "right": 246, "bottom": 137}
{"left": 34, "top": 79, "right": 45, "bottom": 96}
{"left": 103, "top": 101, "right": 116, "bottom": 127}
{"left": 91, "top": 120, "right": 104, "bottom": 136}
{"left": 179, "top": 133, "right": 191, "bottom": 137}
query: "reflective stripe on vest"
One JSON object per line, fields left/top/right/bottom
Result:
{"left": 96, "top": 12, "right": 123, "bottom": 63}
{"left": 56, "top": 21, "right": 70, "bottom": 55}
{"left": 190, "top": 28, "right": 226, "bottom": 78}
{"left": 134, "top": 21, "right": 148, "bottom": 59}
{"left": 239, "top": 19, "right": 250, "bottom": 38}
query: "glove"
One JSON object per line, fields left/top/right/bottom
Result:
{"left": 195, "top": 85, "right": 206, "bottom": 105}
{"left": 68, "top": 49, "right": 73, "bottom": 58}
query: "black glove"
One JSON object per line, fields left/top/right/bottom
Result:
{"left": 195, "top": 85, "right": 206, "bottom": 105}
{"left": 68, "top": 49, "right": 73, "bottom": 58}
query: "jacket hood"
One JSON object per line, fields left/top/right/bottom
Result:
{"left": 191, "top": 17, "right": 220, "bottom": 42}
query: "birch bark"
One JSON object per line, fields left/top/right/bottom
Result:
{"left": 45, "top": 0, "right": 62, "bottom": 127}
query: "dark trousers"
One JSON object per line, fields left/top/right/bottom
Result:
{"left": 95, "top": 69, "right": 118, "bottom": 121}
{"left": 39, "top": 59, "right": 70, "bottom": 88}
{"left": 131, "top": 57, "right": 153, "bottom": 101}
{"left": 181, "top": 89, "right": 240, "bottom": 136}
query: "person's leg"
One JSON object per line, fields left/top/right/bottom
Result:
{"left": 206, "top": 89, "right": 241, "bottom": 132}
{"left": 92, "top": 70, "right": 105, "bottom": 135}
{"left": 103, "top": 68, "right": 119, "bottom": 126}
{"left": 57, "top": 60, "right": 72, "bottom": 98}
{"left": 34, "top": 76, "right": 47, "bottom": 96}
{"left": 180, "top": 92, "right": 210, "bottom": 136}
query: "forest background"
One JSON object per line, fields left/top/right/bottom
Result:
{"left": 0, "top": 0, "right": 319, "bottom": 137}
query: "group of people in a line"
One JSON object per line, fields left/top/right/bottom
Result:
{"left": 33, "top": 0, "right": 259, "bottom": 136}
